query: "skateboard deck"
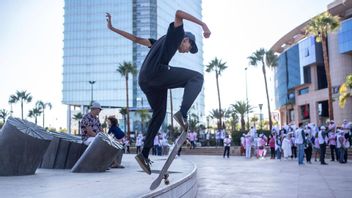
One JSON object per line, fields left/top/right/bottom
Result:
{"left": 149, "top": 130, "right": 188, "bottom": 190}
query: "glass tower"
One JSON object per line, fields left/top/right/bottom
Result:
{"left": 63, "top": 0, "right": 204, "bottom": 132}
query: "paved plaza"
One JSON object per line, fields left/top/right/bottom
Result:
{"left": 183, "top": 155, "right": 352, "bottom": 198}
{"left": 0, "top": 154, "right": 351, "bottom": 198}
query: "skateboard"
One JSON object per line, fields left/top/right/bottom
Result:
{"left": 149, "top": 130, "right": 188, "bottom": 190}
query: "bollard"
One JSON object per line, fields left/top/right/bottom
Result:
{"left": 0, "top": 117, "right": 52, "bottom": 176}
{"left": 71, "top": 132, "right": 123, "bottom": 173}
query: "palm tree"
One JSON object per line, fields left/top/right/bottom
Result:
{"left": 206, "top": 57, "right": 228, "bottom": 129}
{"left": 36, "top": 101, "right": 52, "bottom": 128}
{"left": 0, "top": 109, "right": 9, "bottom": 123}
{"left": 227, "top": 110, "right": 239, "bottom": 132}
{"left": 248, "top": 49, "right": 278, "bottom": 131}
{"left": 136, "top": 109, "right": 151, "bottom": 133}
{"left": 231, "top": 101, "right": 254, "bottom": 131}
{"left": 339, "top": 74, "right": 352, "bottom": 108}
{"left": 73, "top": 112, "right": 83, "bottom": 135}
{"left": 28, "top": 107, "right": 42, "bottom": 124}
{"left": 250, "top": 116, "right": 259, "bottom": 127}
{"left": 209, "top": 108, "right": 226, "bottom": 128}
{"left": 119, "top": 107, "right": 128, "bottom": 133}
{"left": 8, "top": 95, "right": 17, "bottom": 115}
{"left": 306, "top": 11, "right": 340, "bottom": 120}
{"left": 188, "top": 113, "right": 200, "bottom": 131}
{"left": 9, "top": 90, "right": 33, "bottom": 119}
{"left": 117, "top": 61, "right": 138, "bottom": 140}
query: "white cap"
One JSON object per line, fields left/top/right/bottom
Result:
{"left": 91, "top": 102, "right": 102, "bottom": 110}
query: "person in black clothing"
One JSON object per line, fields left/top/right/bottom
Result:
{"left": 107, "top": 116, "right": 125, "bottom": 168}
{"left": 106, "top": 10, "right": 211, "bottom": 174}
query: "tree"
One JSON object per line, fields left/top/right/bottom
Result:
{"left": 8, "top": 95, "right": 16, "bottom": 115}
{"left": 339, "top": 74, "right": 352, "bottom": 108}
{"left": 119, "top": 107, "right": 128, "bottom": 133}
{"left": 73, "top": 112, "right": 83, "bottom": 135}
{"left": 209, "top": 108, "right": 226, "bottom": 129}
{"left": 231, "top": 101, "right": 254, "bottom": 132}
{"left": 206, "top": 57, "right": 228, "bottom": 129}
{"left": 117, "top": 61, "right": 138, "bottom": 140}
{"left": 9, "top": 90, "right": 33, "bottom": 119}
{"left": 250, "top": 116, "right": 259, "bottom": 127}
{"left": 28, "top": 107, "right": 42, "bottom": 124}
{"left": 36, "top": 101, "right": 52, "bottom": 128}
{"left": 136, "top": 109, "right": 151, "bottom": 133}
{"left": 248, "top": 49, "right": 278, "bottom": 131}
{"left": 306, "top": 11, "right": 340, "bottom": 120}
{"left": 188, "top": 113, "right": 200, "bottom": 131}
{"left": 0, "top": 109, "right": 9, "bottom": 123}
{"left": 227, "top": 109, "right": 239, "bottom": 132}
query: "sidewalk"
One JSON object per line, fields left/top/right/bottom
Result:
{"left": 0, "top": 154, "right": 195, "bottom": 198}
{"left": 184, "top": 155, "right": 352, "bottom": 198}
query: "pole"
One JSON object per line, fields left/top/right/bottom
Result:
{"left": 89, "top": 81, "right": 96, "bottom": 105}
{"left": 169, "top": 89, "right": 174, "bottom": 141}
{"left": 245, "top": 67, "right": 249, "bottom": 130}
{"left": 259, "top": 104, "right": 263, "bottom": 131}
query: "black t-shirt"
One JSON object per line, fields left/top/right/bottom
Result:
{"left": 139, "top": 22, "right": 185, "bottom": 80}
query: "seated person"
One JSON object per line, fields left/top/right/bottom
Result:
{"left": 80, "top": 102, "right": 103, "bottom": 145}
{"left": 107, "top": 116, "right": 125, "bottom": 168}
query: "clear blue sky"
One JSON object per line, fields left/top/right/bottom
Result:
{"left": 0, "top": 0, "right": 332, "bottom": 128}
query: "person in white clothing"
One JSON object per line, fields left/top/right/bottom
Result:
{"left": 215, "top": 130, "right": 221, "bottom": 147}
{"left": 282, "top": 133, "right": 292, "bottom": 160}
{"left": 318, "top": 126, "right": 328, "bottom": 165}
{"left": 136, "top": 133, "right": 144, "bottom": 154}
{"left": 295, "top": 124, "right": 306, "bottom": 165}
{"left": 223, "top": 134, "right": 231, "bottom": 158}
{"left": 244, "top": 134, "right": 252, "bottom": 159}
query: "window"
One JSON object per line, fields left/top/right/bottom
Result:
{"left": 304, "top": 48, "right": 309, "bottom": 57}
{"left": 303, "top": 66, "right": 311, "bottom": 83}
{"left": 300, "top": 104, "right": 310, "bottom": 120}
{"left": 298, "top": 87, "right": 309, "bottom": 95}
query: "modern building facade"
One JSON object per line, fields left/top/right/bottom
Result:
{"left": 62, "top": 0, "right": 204, "bottom": 133}
{"left": 272, "top": 0, "right": 352, "bottom": 127}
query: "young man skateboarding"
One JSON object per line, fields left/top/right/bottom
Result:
{"left": 106, "top": 10, "right": 211, "bottom": 175}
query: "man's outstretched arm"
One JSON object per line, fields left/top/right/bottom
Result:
{"left": 174, "top": 10, "right": 211, "bottom": 38}
{"left": 106, "top": 12, "right": 152, "bottom": 47}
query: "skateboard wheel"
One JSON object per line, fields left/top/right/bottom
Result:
{"left": 164, "top": 179, "right": 170, "bottom": 185}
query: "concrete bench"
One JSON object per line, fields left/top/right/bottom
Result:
{"left": 0, "top": 117, "right": 53, "bottom": 176}
{"left": 71, "top": 132, "right": 123, "bottom": 173}
{"left": 40, "top": 132, "right": 87, "bottom": 169}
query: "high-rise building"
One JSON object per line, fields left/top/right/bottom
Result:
{"left": 62, "top": 0, "right": 204, "bottom": 133}
{"left": 272, "top": 0, "right": 352, "bottom": 126}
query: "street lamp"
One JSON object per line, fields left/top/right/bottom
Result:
{"left": 245, "top": 67, "right": 249, "bottom": 130}
{"left": 88, "top": 80, "right": 96, "bottom": 105}
{"left": 259, "top": 104, "right": 263, "bottom": 131}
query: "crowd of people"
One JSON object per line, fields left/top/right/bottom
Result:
{"left": 240, "top": 120, "right": 352, "bottom": 165}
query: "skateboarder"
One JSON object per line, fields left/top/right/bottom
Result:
{"left": 106, "top": 10, "right": 211, "bottom": 175}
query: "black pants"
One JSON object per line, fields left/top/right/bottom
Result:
{"left": 139, "top": 66, "right": 203, "bottom": 157}
{"left": 270, "top": 147, "right": 275, "bottom": 159}
{"left": 178, "top": 147, "right": 182, "bottom": 156}
{"left": 223, "top": 146, "right": 230, "bottom": 158}
{"left": 330, "top": 145, "right": 337, "bottom": 161}
{"left": 320, "top": 143, "right": 326, "bottom": 164}
{"left": 136, "top": 146, "right": 141, "bottom": 154}
{"left": 291, "top": 146, "right": 297, "bottom": 158}
{"left": 305, "top": 144, "right": 312, "bottom": 162}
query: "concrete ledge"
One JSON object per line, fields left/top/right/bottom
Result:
{"left": 0, "top": 154, "right": 197, "bottom": 197}
{"left": 142, "top": 163, "right": 197, "bottom": 198}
